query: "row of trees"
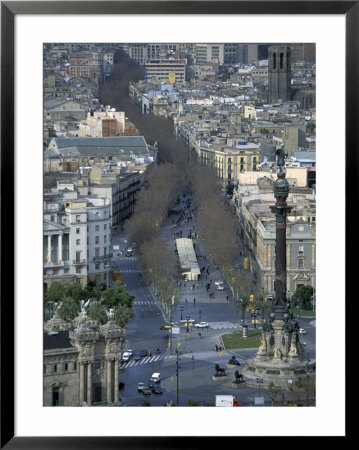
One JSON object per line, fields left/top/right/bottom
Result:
{"left": 44, "top": 281, "right": 134, "bottom": 327}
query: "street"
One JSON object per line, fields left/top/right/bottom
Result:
{"left": 110, "top": 192, "right": 316, "bottom": 406}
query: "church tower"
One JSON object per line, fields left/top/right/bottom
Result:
{"left": 268, "top": 45, "right": 292, "bottom": 103}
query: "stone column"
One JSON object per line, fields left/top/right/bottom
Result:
{"left": 87, "top": 362, "right": 92, "bottom": 405}
{"left": 47, "top": 235, "right": 52, "bottom": 262}
{"left": 106, "top": 359, "right": 112, "bottom": 404}
{"left": 114, "top": 358, "right": 119, "bottom": 403}
{"left": 79, "top": 362, "right": 85, "bottom": 404}
{"left": 58, "top": 234, "right": 63, "bottom": 262}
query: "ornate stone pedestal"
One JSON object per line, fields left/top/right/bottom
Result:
{"left": 242, "top": 313, "right": 315, "bottom": 389}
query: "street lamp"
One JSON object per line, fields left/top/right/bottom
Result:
{"left": 186, "top": 314, "right": 190, "bottom": 332}
{"left": 199, "top": 309, "right": 202, "bottom": 323}
{"left": 180, "top": 304, "right": 184, "bottom": 320}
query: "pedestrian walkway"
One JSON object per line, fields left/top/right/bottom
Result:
{"left": 208, "top": 321, "right": 241, "bottom": 330}
{"left": 133, "top": 300, "right": 157, "bottom": 307}
{"left": 119, "top": 354, "right": 174, "bottom": 370}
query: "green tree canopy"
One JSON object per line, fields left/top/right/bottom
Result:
{"left": 45, "top": 281, "right": 88, "bottom": 306}
{"left": 291, "top": 285, "right": 314, "bottom": 310}
{"left": 102, "top": 283, "right": 134, "bottom": 309}
{"left": 87, "top": 301, "right": 108, "bottom": 325}
{"left": 58, "top": 296, "right": 80, "bottom": 321}
{"left": 114, "top": 304, "right": 134, "bottom": 328}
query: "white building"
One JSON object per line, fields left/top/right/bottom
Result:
{"left": 43, "top": 189, "right": 112, "bottom": 289}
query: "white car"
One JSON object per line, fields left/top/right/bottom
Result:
{"left": 195, "top": 321, "right": 209, "bottom": 328}
{"left": 126, "top": 349, "right": 133, "bottom": 357}
{"left": 122, "top": 351, "right": 131, "bottom": 362}
{"left": 299, "top": 328, "right": 307, "bottom": 335}
{"left": 215, "top": 282, "right": 225, "bottom": 291}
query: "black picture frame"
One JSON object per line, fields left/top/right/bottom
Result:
{"left": 1, "top": 1, "right": 353, "bottom": 447}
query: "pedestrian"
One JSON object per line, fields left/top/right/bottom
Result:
{"left": 226, "top": 295, "right": 229, "bottom": 302}
{"left": 193, "top": 298, "right": 196, "bottom": 305}
{"left": 199, "top": 332, "right": 201, "bottom": 338}
{"left": 185, "top": 298, "right": 188, "bottom": 304}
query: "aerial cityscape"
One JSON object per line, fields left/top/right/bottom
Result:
{"left": 43, "top": 42, "right": 316, "bottom": 407}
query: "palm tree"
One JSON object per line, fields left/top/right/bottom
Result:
{"left": 88, "top": 301, "right": 107, "bottom": 325}
{"left": 234, "top": 296, "right": 250, "bottom": 325}
{"left": 58, "top": 296, "right": 80, "bottom": 321}
{"left": 114, "top": 304, "right": 134, "bottom": 328}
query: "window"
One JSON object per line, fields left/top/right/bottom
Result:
{"left": 76, "top": 239, "right": 80, "bottom": 245}
{"left": 76, "top": 215, "right": 81, "bottom": 222}
{"left": 104, "top": 224, "right": 107, "bottom": 230}
{"left": 298, "top": 246, "right": 304, "bottom": 254}
{"left": 76, "top": 228, "right": 80, "bottom": 234}
{"left": 95, "top": 225, "right": 99, "bottom": 231}
{"left": 73, "top": 362, "right": 77, "bottom": 371}
{"left": 64, "top": 363, "right": 68, "bottom": 371}
{"left": 53, "top": 364, "right": 57, "bottom": 373}
{"left": 52, "top": 387, "right": 60, "bottom": 406}
{"left": 95, "top": 236, "right": 100, "bottom": 244}
{"left": 298, "top": 258, "right": 304, "bottom": 269}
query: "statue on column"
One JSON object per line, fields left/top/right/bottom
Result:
{"left": 276, "top": 144, "right": 287, "bottom": 172}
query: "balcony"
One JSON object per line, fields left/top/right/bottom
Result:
{"left": 93, "top": 253, "right": 113, "bottom": 262}
{"left": 72, "top": 259, "right": 86, "bottom": 265}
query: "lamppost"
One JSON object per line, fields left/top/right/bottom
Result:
{"left": 186, "top": 314, "right": 190, "bottom": 333}
{"left": 180, "top": 303, "right": 184, "bottom": 321}
{"left": 192, "top": 354, "right": 195, "bottom": 373}
{"left": 199, "top": 309, "right": 202, "bottom": 323}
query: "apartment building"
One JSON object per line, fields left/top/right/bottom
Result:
{"left": 145, "top": 58, "right": 187, "bottom": 83}
{"left": 43, "top": 191, "right": 112, "bottom": 289}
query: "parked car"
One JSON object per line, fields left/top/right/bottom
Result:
{"left": 215, "top": 281, "right": 225, "bottom": 290}
{"left": 299, "top": 328, "right": 307, "bottom": 335}
{"left": 142, "top": 387, "right": 151, "bottom": 396}
{"left": 126, "top": 349, "right": 133, "bottom": 357}
{"left": 134, "top": 353, "right": 141, "bottom": 361}
{"left": 121, "top": 351, "right": 131, "bottom": 362}
{"left": 137, "top": 382, "right": 145, "bottom": 392}
{"left": 151, "top": 385, "right": 163, "bottom": 395}
{"left": 195, "top": 321, "right": 209, "bottom": 328}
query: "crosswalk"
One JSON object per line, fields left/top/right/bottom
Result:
{"left": 119, "top": 354, "right": 174, "bottom": 369}
{"left": 133, "top": 300, "right": 157, "bottom": 307}
{"left": 208, "top": 321, "right": 241, "bottom": 330}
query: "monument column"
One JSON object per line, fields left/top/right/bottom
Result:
{"left": 87, "top": 362, "right": 92, "bottom": 405}
{"left": 270, "top": 146, "right": 292, "bottom": 318}
{"left": 106, "top": 359, "right": 112, "bottom": 404}
{"left": 114, "top": 358, "right": 119, "bottom": 403}
{"left": 79, "top": 362, "right": 85, "bottom": 404}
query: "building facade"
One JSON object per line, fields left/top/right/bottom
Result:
{"left": 43, "top": 310, "right": 125, "bottom": 406}
{"left": 43, "top": 193, "right": 112, "bottom": 289}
